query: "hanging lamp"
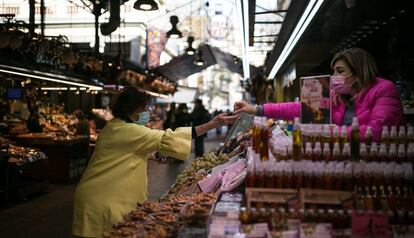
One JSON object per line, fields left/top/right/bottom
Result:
{"left": 195, "top": 49, "right": 205, "bottom": 66}
{"left": 133, "top": 0, "right": 158, "bottom": 11}
{"left": 185, "top": 36, "right": 196, "bottom": 55}
{"left": 166, "top": 15, "right": 182, "bottom": 39}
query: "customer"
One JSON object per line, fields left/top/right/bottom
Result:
{"left": 72, "top": 88, "right": 236, "bottom": 237}
{"left": 73, "top": 109, "right": 90, "bottom": 136}
{"left": 189, "top": 99, "right": 210, "bottom": 157}
{"left": 172, "top": 103, "right": 190, "bottom": 130}
{"left": 162, "top": 102, "right": 176, "bottom": 130}
{"left": 26, "top": 107, "right": 43, "bottom": 133}
{"left": 234, "top": 48, "right": 404, "bottom": 141}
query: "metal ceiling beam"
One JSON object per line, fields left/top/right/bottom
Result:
{"left": 255, "top": 21, "right": 283, "bottom": 24}
{"left": 254, "top": 34, "right": 279, "bottom": 37}
{"left": 255, "top": 10, "right": 288, "bottom": 14}
{"left": 248, "top": 0, "right": 256, "bottom": 46}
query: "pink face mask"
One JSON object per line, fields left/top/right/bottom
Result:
{"left": 331, "top": 74, "right": 353, "bottom": 94}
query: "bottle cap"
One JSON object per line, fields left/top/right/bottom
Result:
{"left": 365, "top": 127, "right": 372, "bottom": 137}
{"left": 352, "top": 117, "right": 359, "bottom": 127}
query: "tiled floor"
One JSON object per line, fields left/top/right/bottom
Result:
{"left": 0, "top": 130, "right": 227, "bottom": 238}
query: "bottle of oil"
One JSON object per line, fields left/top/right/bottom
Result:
{"left": 364, "top": 186, "right": 374, "bottom": 211}
{"left": 407, "top": 143, "right": 414, "bottom": 162}
{"left": 360, "top": 143, "right": 368, "bottom": 161}
{"left": 323, "top": 142, "right": 331, "bottom": 161}
{"left": 339, "top": 125, "right": 347, "bottom": 153}
{"left": 381, "top": 126, "right": 390, "bottom": 150}
{"left": 388, "top": 143, "right": 397, "bottom": 162}
{"left": 314, "top": 142, "right": 322, "bottom": 161}
{"left": 332, "top": 142, "right": 340, "bottom": 161}
{"left": 407, "top": 126, "right": 414, "bottom": 144}
{"left": 390, "top": 126, "right": 398, "bottom": 145}
{"left": 397, "top": 143, "right": 406, "bottom": 163}
{"left": 292, "top": 117, "right": 302, "bottom": 160}
{"left": 342, "top": 143, "right": 350, "bottom": 161}
{"left": 369, "top": 143, "right": 378, "bottom": 162}
{"left": 332, "top": 126, "right": 339, "bottom": 146}
{"left": 398, "top": 126, "right": 406, "bottom": 146}
{"left": 379, "top": 185, "right": 389, "bottom": 211}
{"left": 378, "top": 143, "right": 388, "bottom": 162}
{"left": 365, "top": 127, "right": 372, "bottom": 149}
{"left": 304, "top": 142, "right": 313, "bottom": 161}
{"left": 351, "top": 117, "right": 360, "bottom": 161}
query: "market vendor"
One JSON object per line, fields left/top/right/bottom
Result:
{"left": 72, "top": 87, "right": 237, "bottom": 238}
{"left": 234, "top": 47, "right": 404, "bottom": 141}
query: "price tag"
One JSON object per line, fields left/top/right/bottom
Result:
{"left": 352, "top": 212, "right": 371, "bottom": 236}
{"left": 371, "top": 212, "right": 390, "bottom": 237}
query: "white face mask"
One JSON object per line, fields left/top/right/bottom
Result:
{"left": 135, "top": 111, "right": 150, "bottom": 125}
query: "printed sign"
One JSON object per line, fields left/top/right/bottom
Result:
{"left": 300, "top": 75, "right": 331, "bottom": 124}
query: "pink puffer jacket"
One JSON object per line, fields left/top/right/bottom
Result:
{"left": 263, "top": 77, "right": 404, "bottom": 141}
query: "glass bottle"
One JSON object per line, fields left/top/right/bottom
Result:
{"left": 360, "top": 143, "right": 368, "bottom": 161}
{"left": 364, "top": 186, "right": 374, "bottom": 211}
{"left": 265, "top": 164, "right": 274, "bottom": 188}
{"left": 351, "top": 117, "right": 360, "bottom": 161}
{"left": 407, "top": 143, "right": 414, "bottom": 162}
{"left": 304, "top": 142, "right": 313, "bottom": 161}
{"left": 342, "top": 143, "right": 350, "bottom": 161}
{"left": 356, "top": 186, "right": 365, "bottom": 210}
{"left": 381, "top": 125, "right": 390, "bottom": 149}
{"left": 292, "top": 117, "right": 302, "bottom": 160}
{"left": 332, "top": 126, "right": 339, "bottom": 146}
{"left": 390, "top": 126, "right": 398, "bottom": 145}
{"left": 369, "top": 143, "right": 378, "bottom": 162}
{"left": 388, "top": 143, "right": 397, "bottom": 162}
{"left": 239, "top": 207, "right": 250, "bottom": 224}
{"left": 314, "top": 142, "right": 322, "bottom": 161}
{"left": 332, "top": 142, "right": 340, "bottom": 161}
{"left": 260, "top": 120, "right": 270, "bottom": 161}
{"left": 387, "top": 186, "right": 397, "bottom": 211}
{"left": 398, "top": 126, "right": 406, "bottom": 146}
{"left": 365, "top": 126, "right": 373, "bottom": 149}
{"left": 378, "top": 143, "right": 388, "bottom": 162}
{"left": 323, "top": 142, "right": 332, "bottom": 161}
{"left": 397, "top": 143, "right": 406, "bottom": 163}
{"left": 407, "top": 126, "right": 414, "bottom": 144}
{"left": 379, "top": 185, "right": 389, "bottom": 211}
{"left": 339, "top": 125, "right": 347, "bottom": 153}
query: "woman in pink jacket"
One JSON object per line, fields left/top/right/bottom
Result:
{"left": 234, "top": 48, "right": 404, "bottom": 141}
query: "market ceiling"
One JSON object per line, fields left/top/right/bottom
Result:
{"left": 76, "top": 0, "right": 292, "bottom": 71}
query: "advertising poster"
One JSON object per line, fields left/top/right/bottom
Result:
{"left": 300, "top": 75, "right": 331, "bottom": 124}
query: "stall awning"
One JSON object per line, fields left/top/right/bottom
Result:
{"left": 155, "top": 44, "right": 258, "bottom": 82}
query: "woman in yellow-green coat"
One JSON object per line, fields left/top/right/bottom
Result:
{"left": 72, "top": 87, "right": 237, "bottom": 237}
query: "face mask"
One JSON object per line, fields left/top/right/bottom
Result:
{"left": 331, "top": 74, "right": 354, "bottom": 94}
{"left": 136, "top": 111, "right": 150, "bottom": 125}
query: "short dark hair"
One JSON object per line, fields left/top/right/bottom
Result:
{"left": 111, "top": 87, "right": 150, "bottom": 121}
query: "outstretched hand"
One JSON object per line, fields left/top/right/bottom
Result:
{"left": 233, "top": 101, "right": 256, "bottom": 115}
{"left": 211, "top": 113, "right": 239, "bottom": 127}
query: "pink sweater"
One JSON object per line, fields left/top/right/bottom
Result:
{"left": 263, "top": 78, "right": 404, "bottom": 141}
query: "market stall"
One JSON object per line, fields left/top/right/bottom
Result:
{"left": 100, "top": 110, "right": 414, "bottom": 238}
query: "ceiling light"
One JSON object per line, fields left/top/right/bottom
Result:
{"left": 133, "top": 0, "right": 158, "bottom": 11}
{"left": 195, "top": 50, "right": 205, "bottom": 66}
{"left": 0, "top": 64, "right": 103, "bottom": 90}
{"left": 166, "top": 16, "right": 182, "bottom": 39}
{"left": 268, "top": 0, "right": 326, "bottom": 79}
{"left": 185, "top": 36, "right": 196, "bottom": 55}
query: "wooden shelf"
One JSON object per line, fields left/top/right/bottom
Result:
{"left": 245, "top": 187, "right": 353, "bottom": 209}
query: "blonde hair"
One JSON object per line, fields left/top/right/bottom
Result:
{"left": 331, "top": 48, "right": 379, "bottom": 104}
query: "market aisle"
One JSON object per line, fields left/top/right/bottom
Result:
{"left": 0, "top": 129, "right": 227, "bottom": 238}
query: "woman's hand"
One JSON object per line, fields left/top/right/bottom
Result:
{"left": 211, "top": 113, "right": 239, "bottom": 127}
{"left": 233, "top": 101, "right": 257, "bottom": 115}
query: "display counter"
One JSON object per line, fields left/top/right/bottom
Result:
{"left": 102, "top": 116, "right": 414, "bottom": 238}
{"left": 10, "top": 133, "right": 90, "bottom": 183}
